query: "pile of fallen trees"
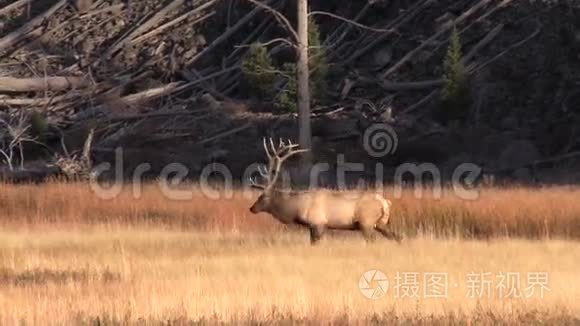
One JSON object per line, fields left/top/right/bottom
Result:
{"left": 0, "top": 0, "right": 549, "bottom": 182}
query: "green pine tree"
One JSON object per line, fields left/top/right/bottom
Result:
{"left": 241, "top": 43, "right": 277, "bottom": 98}
{"left": 440, "top": 26, "right": 471, "bottom": 122}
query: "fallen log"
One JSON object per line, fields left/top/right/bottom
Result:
{"left": 0, "top": 166, "right": 62, "bottom": 184}
{"left": 72, "top": 82, "right": 184, "bottom": 121}
{"left": 484, "top": 150, "right": 580, "bottom": 180}
{"left": 356, "top": 22, "right": 504, "bottom": 93}
{"left": 186, "top": 0, "right": 276, "bottom": 66}
{"left": 196, "top": 122, "right": 253, "bottom": 145}
{"left": 0, "top": 0, "right": 68, "bottom": 52}
{"left": 344, "top": 0, "right": 434, "bottom": 64}
{"left": 104, "top": 0, "right": 185, "bottom": 57}
{"left": 0, "top": 0, "right": 33, "bottom": 17}
{"left": 108, "top": 111, "right": 207, "bottom": 122}
{"left": 131, "top": 1, "right": 217, "bottom": 45}
{"left": 469, "top": 19, "right": 542, "bottom": 73}
{"left": 379, "top": 79, "right": 444, "bottom": 91}
{"left": 382, "top": 0, "right": 493, "bottom": 78}
{"left": 25, "top": 3, "right": 124, "bottom": 48}
{"left": 323, "top": 2, "right": 372, "bottom": 52}
{"left": 354, "top": 75, "right": 444, "bottom": 91}
{"left": 122, "top": 82, "right": 182, "bottom": 104}
{"left": 401, "top": 90, "right": 439, "bottom": 114}
{"left": 0, "top": 96, "right": 62, "bottom": 107}
{"left": 0, "top": 77, "right": 91, "bottom": 92}
{"left": 461, "top": 23, "right": 504, "bottom": 65}
{"left": 224, "top": 17, "right": 274, "bottom": 65}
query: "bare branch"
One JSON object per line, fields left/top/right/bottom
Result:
{"left": 245, "top": 0, "right": 299, "bottom": 44}
{"left": 309, "top": 11, "right": 396, "bottom": 34}
{"left": 235, "top": 38, "right": 296, "bottom": 49}
{"left": 0, "top": 111, "right": 38, "bottom": 170}
{"left": 82, "top": 128, "right": 95, "bottom": 165}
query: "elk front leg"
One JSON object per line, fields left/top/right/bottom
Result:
{"left": 309, "top": 225, "right": 325, "bottom": 245}
{"left": 375, "top": 223, "right": 403, "bottom": 243}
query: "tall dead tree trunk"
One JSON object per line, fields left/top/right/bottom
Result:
{"left": 297, "top": 0, "right": 312, "bottom": 160}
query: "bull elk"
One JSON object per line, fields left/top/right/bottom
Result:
{"left": 249, "top": 138, "right": 402, "bottom": 244}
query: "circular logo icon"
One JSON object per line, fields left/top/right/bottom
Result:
{"left": 363, "top": 124, "right": 398, "bottom": 158}
{"left": 359, "top": 269, "right": 389, "bottom": 300}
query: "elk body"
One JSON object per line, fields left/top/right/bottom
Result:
{"left": 249, "top": 139, "right": 402, "bottom": 244}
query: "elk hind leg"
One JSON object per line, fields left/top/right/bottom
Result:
{"left": 309, "top": 225, "right": 325, "bottom": 245}
{"left": 375, "top": 223, "right": 403, "bottom": 243}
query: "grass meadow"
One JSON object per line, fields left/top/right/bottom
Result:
{"left": 0, "top": 182, "right": 578, "bottom": 324}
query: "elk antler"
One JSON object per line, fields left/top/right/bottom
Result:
{"left": 251, "top": 137, "right": 308, "bottom": 191}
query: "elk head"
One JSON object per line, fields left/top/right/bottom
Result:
{"left": 249, "top": 138, "right": 308, "bottom": 214}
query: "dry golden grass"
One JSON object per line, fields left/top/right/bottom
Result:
{"left": 0, "top": 182, "right": 579, "bottom": 239}
{"left": 0, "top": 183, "right": 579, "bottom": 324}
{"left": 0, "top": 230, "right": 578, "bottom": 325}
